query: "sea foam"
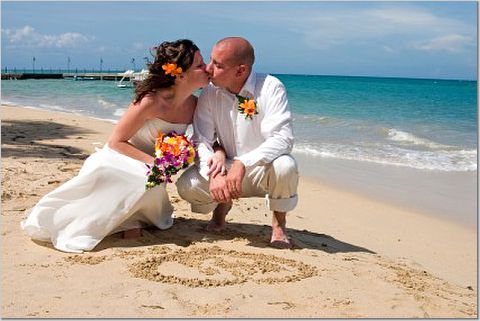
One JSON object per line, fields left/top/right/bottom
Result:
{"left": 97, "top": 99, "right": 118, "bottom": 109}
{"left": 387, "top": 128, "right": 452, "bottom": 149}
{"left": 293, "top": 143, "right": 477, "bottom": 172}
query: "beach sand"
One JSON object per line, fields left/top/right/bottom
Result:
{"left": 1, "top": 104, "right": 477, "bottom": 318}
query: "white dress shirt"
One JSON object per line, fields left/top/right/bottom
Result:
{"left": 193, "top": 71, "right": 294, "bottom": 180}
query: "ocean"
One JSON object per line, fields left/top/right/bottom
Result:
{"left": 2, "top": 74, "right": 477, "bottom": 172}
{"left": 1, "top": 74, "right": 477, "bottom": 225}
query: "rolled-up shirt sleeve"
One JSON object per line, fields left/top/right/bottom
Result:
{"left": 193, "top": 88, "right": 216, "bottom": 180}
{"left": 235, "top": 82, "right": 294, "bottom": 168}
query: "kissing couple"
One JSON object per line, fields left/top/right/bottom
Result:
{"left": 21, "top": 37, "right": 299, "bottom": 253}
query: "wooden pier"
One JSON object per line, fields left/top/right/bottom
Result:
{"left": 1, "top": 72, "right": 130, "bottom": 81}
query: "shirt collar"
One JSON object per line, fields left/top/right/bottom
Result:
{"left": 238, "top": 71, "right": 256, "bottom": 98}
{"left": 211, "top": 71, "right": 257, "bottom": 98}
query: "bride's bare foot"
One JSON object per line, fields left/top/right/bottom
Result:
{"left": 206, "top": 202, "right": 232, "bottom": 232}
{"left": 123, "top": 228, "right": 142, "bottom": 239}
{"left": 269, "top": 211, "right": 293, "bottom": 249}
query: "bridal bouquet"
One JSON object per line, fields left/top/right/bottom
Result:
{"left": 145, "top": 131, "right": 196, "bottom": 189}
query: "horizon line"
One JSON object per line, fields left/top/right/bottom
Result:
{"left": 1, "top": 68, "right": 476, "bottom": 82}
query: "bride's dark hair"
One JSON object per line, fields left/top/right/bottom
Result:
{"left": 133, "top": 39, "right": 199, "bottom": 104}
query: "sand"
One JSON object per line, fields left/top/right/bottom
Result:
{"left": 1, "top": 104, "right": 477, "bottom": 318}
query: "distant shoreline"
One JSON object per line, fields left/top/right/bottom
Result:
{"left": 1, "top": 69, "right": 476, "bottom": 82}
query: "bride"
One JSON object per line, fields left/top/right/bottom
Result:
{"left": 21, "top": 39, "right": 225, "bottom": 253}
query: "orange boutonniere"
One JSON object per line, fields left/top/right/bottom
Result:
{"left": 162, "top": 63, "right": 182, "bottom": 77}
{"left": 236, "top": 95, "right": 258, "bottom": 119}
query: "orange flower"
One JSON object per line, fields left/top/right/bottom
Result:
{"left": 237, "top": 97, "right": 258, "bottom": 119}
{"left": 155, "top": 134, "right": 188, "bottom": 156}
{"left": 244, "top": 107, "right": 256, "bottom": 116}
{"left": 155, "top": 133, "right": 165, "bottom": 151}
{"left": 239, "top": 99, "right": 256, "bottom": 112}
{"left": 162, "top": 63, "right": 182, "bottom": 77}
{"left": 171, "top": 136, "right": 184, "bottom": 156}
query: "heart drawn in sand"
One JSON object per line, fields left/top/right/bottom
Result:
{"left": 129, "top": 245, "right": 318, "bottom": 287}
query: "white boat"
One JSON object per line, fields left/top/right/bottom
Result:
{"left": 116, "top": 69, "right": 148, "bottom": 88}
{"left": 116, "top": 70, "right": 134, "bottom": 88}
{"left": 74, "top": 75, "right": 96, "bottom": 81}
{"left": 134, "top": 69, "right": 149, "bottom": 82}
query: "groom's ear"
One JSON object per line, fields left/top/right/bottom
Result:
{"left": 236, "top": 64, "right": 246, "bottom": 77}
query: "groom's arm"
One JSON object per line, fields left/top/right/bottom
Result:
{"left": 193, "top": 87, "right": 232, "bottom": 203}
{"left": 192, "top": 87, "right": 217, "bottom": 180}
{"left": 234, "top": 79, "right": 294, "bottom": 169}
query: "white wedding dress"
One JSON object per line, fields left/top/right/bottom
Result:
{"left": 21, "top": 118, "right": 188, "bottom": 253}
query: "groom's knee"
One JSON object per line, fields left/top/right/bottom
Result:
{"left": 176, "top": 166, "right": 209, "bottom": 201}
{"left": 271, "top": 155, "right": 298, "bottom": 182}
{"left": 177, "top": 167, "right": 198, "bottom": 200}
{"left": 264, "top": 155, "right": 299, "bottom": 211}
{"left": 176, "top": 166, "right": 217, "bottom": 214}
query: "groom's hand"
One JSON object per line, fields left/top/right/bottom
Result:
{"left": 209, "top": 174, "right": 231, "bottom": 203}
{"left": 226, "top": 160, "right": 245, "bottom": 199}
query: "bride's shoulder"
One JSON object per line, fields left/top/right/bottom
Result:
{"left": 135, "top": 93, "right": 158, "bottom": 109}
{"left": 135, "top": 92, "right": 167, "bottom": 115}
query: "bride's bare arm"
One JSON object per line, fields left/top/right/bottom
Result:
{"left": 107, "top": 96, "right": 157, "bottom": 164}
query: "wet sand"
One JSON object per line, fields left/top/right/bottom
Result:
{"left": 294, "top": 153, "right": 477, "bottom": 227}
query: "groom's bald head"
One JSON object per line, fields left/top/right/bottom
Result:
{"left": 215, "top": 37, "right": 255, "bottom": 67}
{"left": 206, "top": 37, "right": 255, "bottom": 93}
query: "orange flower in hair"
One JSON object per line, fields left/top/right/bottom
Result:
{"left": 162, "top": 63, "right": 183, "bottom": 77}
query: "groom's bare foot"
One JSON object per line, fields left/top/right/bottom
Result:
{"left": 206, "top": 202, "right": 232, "bottom": 232}
{"left": 123, "top": 228, "right": 142, "bottom": 239}
{"left": 270, "top": 226, "right": 292, "bottom": 249}
{"left": 269, "top": 211, "right": 293, "bottom": 249}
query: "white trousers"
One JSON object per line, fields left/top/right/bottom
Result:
{"left": 176, "top": 155, "right": 299, "bottom": 214}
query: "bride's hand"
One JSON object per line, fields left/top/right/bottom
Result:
{"left": 207, "top": 149, "right": 227, "bottom": 178}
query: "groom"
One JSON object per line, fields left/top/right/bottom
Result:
{"left": 176, "top": 37, "right": 299, "bottom": 248}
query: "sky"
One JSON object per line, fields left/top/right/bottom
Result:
{"left": 1, "top": 1, "right": 477, "bottom": 80}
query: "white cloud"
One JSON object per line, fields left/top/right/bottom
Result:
{"left": 382, "top": 45, "right": 395, "bottom": 53}
{"left": 3, "top": 25, "right": 35, "bottom": 42}
{"left": 1, "top": 25, "right": 93, "bottom": 48}
{"left": 367, "top": 7, "right": 439, "bottom": 27}
{"left": 231, "top": 4, "right": 474, "bottom": 53}
{"left": 294, "top": 6, "right": 472, "bottom": 51}
{"left": 411, "top": 34, "right": 474, "bottom": 53}
{"left": 132, "top": 42, "right": 145, "bottom": 51}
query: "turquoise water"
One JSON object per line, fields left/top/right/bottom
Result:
{"left": 2, "top": 75, "right": 477, "bottom": 172}
{"left": 1, "top": 79, "right": 132, "bottom": 120}
{"left": 278, "top": 75, "right": 477, "bottom": 172}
